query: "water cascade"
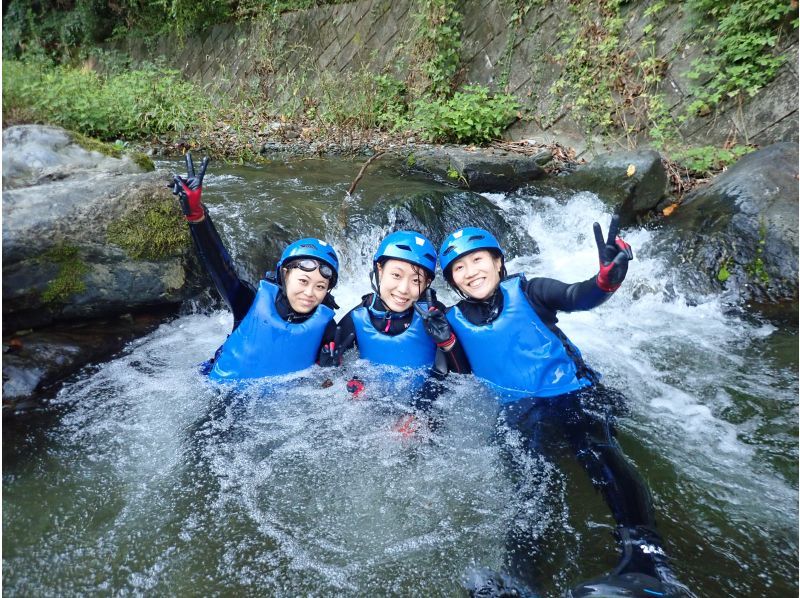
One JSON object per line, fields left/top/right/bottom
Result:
{"left": 4, "top": 159, "right": 796, "bottom": 596}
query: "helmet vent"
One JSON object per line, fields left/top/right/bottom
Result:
{"left": 394, "top": 244, "right": 412, "bottom": 252}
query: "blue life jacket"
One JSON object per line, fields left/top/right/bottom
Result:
{"left": 351, "top": 304, "right": 437, "bottom": 369}
{"left": 447, "top": 276, "right": 594, "bottom": 403}
{"left": 208, "top": 280, "right": 334, "bottom": 381}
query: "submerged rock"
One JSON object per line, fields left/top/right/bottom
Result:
{"left": 348, "top": 188, "right": 536, "bottom": 260}
{"left": 2, "top": 310, "right": 173, "bottom": 414}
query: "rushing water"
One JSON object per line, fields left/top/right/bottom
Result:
{"left": 3, "top": 158, "right": 798, "bottom": 596}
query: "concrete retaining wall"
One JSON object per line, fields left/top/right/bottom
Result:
{"left": 114, "top": 0, "right": 798, "bottom": 155}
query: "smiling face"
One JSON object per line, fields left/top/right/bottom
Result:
{"left": 282, "top": 267, "right": 330, "bottom": 313}
{"left": 376, "top": 258, "right": 430, "bottom": 313}
{"left": 449, "top": 249, "right": 503, "bottom": 300}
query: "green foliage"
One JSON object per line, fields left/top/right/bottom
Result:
{"left": 40, "top": 245, "right": 89, "bottom": 303}
{"left": 685, "top": 0, "right": 796, "bottom": 115}
{"left": 411, "top": 85, "right": 519, "bottom": 144}
{"left": 546, "top": 0, "right": 682, "bottom": 149}
{"left": 107, "top": 197, "right": 190, "bottom": 260}
{"left": 3, "top": 56, "right": 215, "bottom": 141}
{"left": 717, "top": 261, "right": 731, "bottom": 283}
{"left": 671, "top": 145, "right": 754, "bottom": 177}
{"left": 408, "top": 0, "right": 463, "bottom": 98}
{"left": 3, "top": 0, "right": 233, "bottom": 56}
{"left": 235, "top": 0, "right": 352, "bottom": 19}
{"left": 310, "top": 69, "right": 410, "bottom": 131}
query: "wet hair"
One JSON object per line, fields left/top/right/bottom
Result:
{"left": 375, "top": 258, "right": 432, "bottom": 296}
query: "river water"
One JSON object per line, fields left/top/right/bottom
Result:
{"left": 3, "top": 158, "right": 797, "bottom": 596}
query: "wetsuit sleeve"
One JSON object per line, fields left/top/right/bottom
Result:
{"left": 525, "top": 275, "right": 612, "bottom": 319}
{"left": 188, "top": 208, "right": 256, "bottom": 327}
{"left": 442, "top": 304, "right": 472, "bottom": 375}
{"left": 335, "top": 310, "right": 359, "bottom": 356}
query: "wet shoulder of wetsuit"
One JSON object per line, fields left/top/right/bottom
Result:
{"left": 188, "top": 207, "right": 256, "bottom": 327}
{"left": 523, "top": 274, "right": 612, "bottom": 325}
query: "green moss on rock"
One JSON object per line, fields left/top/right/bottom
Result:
{"left": 107, "top": 196, "right": 190, "bottom": 260}
{"left": 40, "top": 244, "right": 89, "bottom": 303}
{"left": 130, "top": 151, "right": 155, "bottom": 171}
{"left": 69, "top": 131, "right": 155, "bottom": 171}
{"left": 69, "top": 131, "right": 123, "bottom": 158}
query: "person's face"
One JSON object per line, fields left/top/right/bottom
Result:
{"left": 450, "top": 250, "right": 503, "bottom": 300}
{"left": 283, "top": 267, "right": 330, "bottom": 313}
{"left": 376, "top": 259, "right": 430, "bottom": 312}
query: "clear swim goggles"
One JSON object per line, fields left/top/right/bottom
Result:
{"left": 284, "top": 258, "right": 334, "bottom": 280}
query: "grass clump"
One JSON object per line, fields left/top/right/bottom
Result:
{"left": 3, "top": 55, "right": 215, "bottom": 141}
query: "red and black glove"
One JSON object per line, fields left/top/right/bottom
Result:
{"left": 171, "top": 152, "right": 209, "bottom": 223}
{"left": 413, "top": 289, "right": 456, "bottom": 351}
{"left": 318, "top": 326, "right": 355, "bottom": 367}
{"left": 346, "top": 378, "right": 365, "bottom": 399}
{"left": 594, "top": 214, "right": 634, "bottom": 292}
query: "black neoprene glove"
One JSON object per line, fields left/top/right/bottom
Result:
{"left": 413, "top": 289, "right": 456, "bottom": 350}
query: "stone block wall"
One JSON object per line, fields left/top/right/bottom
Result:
{"left": 113, "top": 0, "right": 798, "bottom": 155}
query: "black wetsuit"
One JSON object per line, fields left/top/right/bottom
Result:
{"left": 188, "top": 210, "right": 337, "bottom": 371}
{"left": 447, "top": 274, "right": 670, "bottom": 590}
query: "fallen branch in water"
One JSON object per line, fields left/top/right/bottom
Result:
{"left": 337, "top": 151, "right": 386, "bottom": 229}
{"left": 347, "top": 151, "right": 385, "bottom": 196}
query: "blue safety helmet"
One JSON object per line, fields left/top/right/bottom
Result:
{"left": 439, "top": 227, "right": 505, "bottom": 282}
{"left": 276, "top": 237, "right": 340, "bottom": 288}
{"left": 373, "top": 230, "right": 438, "bottom": 279}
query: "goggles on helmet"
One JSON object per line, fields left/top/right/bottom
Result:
{"left": 283, "top": 258, "right": 334, "bottom": 280}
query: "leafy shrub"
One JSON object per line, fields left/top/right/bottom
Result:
{"left": 3, "top": 55, "right": 214, "bottom": 140}
{"left": 410, "top": 85, "right": 518, "bottom": 144}
{"left": 671, "top": 145, "right": 754, "bottom": 176}
{"left": 685, "top": 0, "right": 796, "bottom": 114}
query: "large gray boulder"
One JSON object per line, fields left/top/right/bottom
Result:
{"left": 2, "top": 125, "right": 203, "bottom": 331}
{"left": 560, "top": 150, "right": 668, "bottom": 225}
{"left": 658, "top": 142, "right": 798, "bottom": 303}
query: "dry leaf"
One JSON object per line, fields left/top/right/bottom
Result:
{"left": 662, "top": 203, "right": 678, "bottom": 216}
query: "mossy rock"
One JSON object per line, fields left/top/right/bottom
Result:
{"left": 69, "top": 130, "right": 155, "bottom": 172}
{"left": 107, "top": 193, "right": 190, "bottom": 260}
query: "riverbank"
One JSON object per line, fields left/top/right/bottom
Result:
{"left": 141, "top": 120, "right": 714, "bottom": 202}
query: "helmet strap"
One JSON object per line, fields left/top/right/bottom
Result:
{"left": 370, "top": 264, "right": 381, "bottom": 295}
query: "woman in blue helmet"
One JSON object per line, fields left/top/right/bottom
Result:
{"left": 319, "top": 231, "right": 460, "bottom": 422}
{"left": 172, "top": 153, "right": 340, "bottom": 381}
{"left": 418, "top": 222, "right": 688, "bottom": 597}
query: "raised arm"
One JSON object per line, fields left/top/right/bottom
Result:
{"left": 171, "top": 153, "right": 255, "bottom": 325}
{"left": 529, "top": 215, "right": 634, "bottom": 314}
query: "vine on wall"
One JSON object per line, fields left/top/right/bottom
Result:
{"left": 684, "top": 0, "right": 797, "bottom": 116}
{"left": 407, "top": 0, "right": 464, "bottom": 98}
